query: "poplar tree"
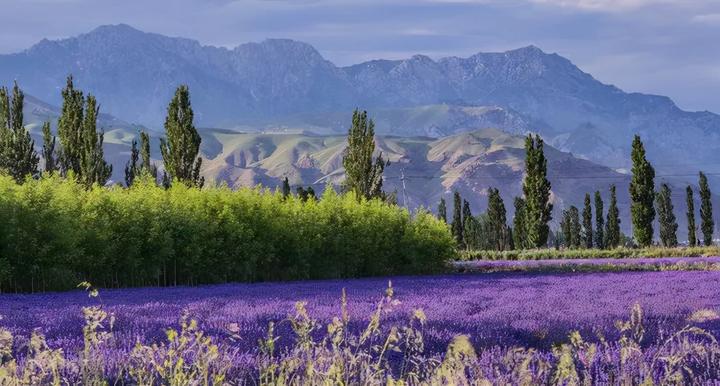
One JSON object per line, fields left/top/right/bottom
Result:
{"left": 582, "top": 193, "right": 593, "bottom": 248}
{"left": 342, "top": 109, "right": 385, "bottom": 201}
{"left": 569, "top": 206, "right": 581, "bottom": 249}
{"left": 522, "top": 134, "right": 552, "bottom": 248}
{"left": 686, "top": 185, "right": 697, "bottom": 247}
{"left": 0, "top": 83, "right": 39, "bottom": 182}
{"left": 629, "top": 135, "right": 655, "bottom": 247}
{"left": 281, "top": 177, "right": 291, "bottom": 199}
{"left": 125, "top": 138, "right": 140, "bottom": 187}
{"left": 560, "top": 209, "right": 572, "bottom": 248}
{"left": 512, "top": 197, "right": 527, "bottom": 250}
{"left": 699, "top": 171, "right": 714, "bottom": 246}
{"left": 80, "top": 95, "right": 112, "bottom": 187}
{"left": 655, "top": 183, "right": 678, "bottom": 247}
{"left": 139, "top": 131, "right": 158, "bottom": 180}
{"left": 605, "top": 185, "right": 621, "bottom": 248}
{"left": 451, "top": 191, "right": 463, "bottom": 245}
{"left": 438, "top": 197, "right": 447, "bottom": 223}
{"left": 594, "top": 191, "right": 604, "bottom": 249}
{"left": 0, "top": 87, "right": 8, "bottom": 168}
{"left": 462, "top": 200, "right": 473, "bottom": 249}
{"left": 41, "top": 122, "right": 57, "bottom": 174}
{"left": 160, "top": 85, "right": 204, "bottom": 187}
{"left": 487, "top": 188, "right": 507, "bottom": 251}
{"left": 57, "top": 76, "right": 85, "bottom": 177}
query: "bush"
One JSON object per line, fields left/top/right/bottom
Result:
{"left": 0, "top": 175, "right": 455, "bottom": 292}
{"left": 459, "top": 246, "right": 720, "bottom": 261}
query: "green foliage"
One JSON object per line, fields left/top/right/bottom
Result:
{"left": 459, "top": 245, "right": 720, "bottom": 261}
{"left": 57, "top": 75, "right": 85, "bottom": 177}
{"left": 522, "top": 134, "right": 552, "bottom": 248}
{"left": 561, "top": 206, "right": 581, "bottom": 249}
{"left": 0, "top": 175, "right": 454, "bottom": 292}
{"left": 451, "top": 191, "right": 463, "bottom": 245}
{"left": 41, "top": 122, "right": 57, "bottom": 174}
{"left": 629, "top": 135, "right": 656, "bottom": 247}
{"left": 487, "top": 187, "right": 508, "bottom": 251}
{"left": 0, "top": 83, "right": 39, "bottom": 182}
{"left": 582, "top": 193, "right": 593, "bottom": 248}
{"left": 699, "top": 171, "right": 714, "bottom": 246}
{"left": 594, "top": 191, "right": 604, "bottom": 249}
{"left": 139, "top": 131, "right": 158, "bottom": 181}
{"left": 125, "top": 138, "right": 140, "bottom": 187}
{"left": 687, "top": 185, "right": 697, "bottom": 247}
{"left": 160, "top": 85, "right": 204, "bottom": 188}
{"left": 605, "top": 185, "right": 621, "bottom": 248}
{"left": 281, "top": 177, "right": 291, "bottom": 199}
{"left": 56, "top": 76, "right": 111, "bottom": 187}
{"left": 655, "top": 183, "right": 678, "bottom": 247}
{"left": 437, "top": 197, "right": 447, "bottom": 223}
{"left": 80, "top": 95, "right": 112, "bottom": 187}
{"left": 342, "top": 109, "right": 385, "bottom": 201}
{"left": 512, "top": 197, "right": 527, "bottom": 250}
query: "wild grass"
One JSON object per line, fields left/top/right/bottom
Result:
{"left": 2, "top": 282, "right": 720, "bottom": 384}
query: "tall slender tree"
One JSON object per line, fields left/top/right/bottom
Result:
{"left": 512, "top": 197, "right": 527, "bottom": 250}
{"left": 462, "top": 200, "right": 473, "bottom": 249}
{"left": 125, "top": 138, "right": 140, "bottom": 187}
{"left": 605, "top": 185, "right": 621, "bottom": 248}
{"left": 686, "top": 185, "right": 697, "bottom": 247}
{"left": 699, "top": 171, "right": 714, "bottom": 246}
{"left": 487, "top": 188, "right": 507, "bottom": 251}
{"left": 582, "top": 193, "right": 593, "bottom": 248}
{"left": 522, "top": 134, "right": 553, "bottom": 248}
{"left": 594, "top": 191, "right": 604, "bottom": 249}
{"left": 160, "top": 85, "right": 204, "bottom": 187}
{"left": 560, "top": 209, "right": 572, "bottom": 248}
{"left": 41, "top": 122, "right": 57, "bottom": 174}
{"left": 281, "top": 177, "right": 291, "bottom": 199}
{"left": 655, "top": 183, "right": 678, "bottom": 247}
{"left": 451, "top": 191, "right": 463, "bottom": 245}
{"left": 342, "top": 109, "right": 385, "bottom": 201}
{"left": 438, "top": 197, "right": 447, "bottom": 223}
{"left": 57, "top": 75, "right": 85, "bottom": 177}
{"left": 80, "top": 95, "right": 112, "bottom": 187}
{"left": 629, "top": 135, "right": 656, "bottom": 247}
{"left": 0, "top": 83, "right": 39, "bottom": 182}
{"left": 139, "top": 131, "right": 158, "bottom": 180}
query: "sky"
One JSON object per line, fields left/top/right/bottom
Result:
{"left": 1, "top": 0, "right": 719, "bottom": 112}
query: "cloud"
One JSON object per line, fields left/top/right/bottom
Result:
{"left": 693, "top": 13, "right": 720, "bottom": 24}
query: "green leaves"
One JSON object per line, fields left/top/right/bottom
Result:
{"left": 522, "top": 134, "right": 552, "bottom": 248}
{"left": 342, "top": 109, "right": 386, "bottom": 201}
{"left": 160, "top": 85, "right": 203, "bottom": 188}
{"left": 629, "top": 135, "right": 655, "bottom": 247}
{"left": 0, "top": 82, "right": 39, "bottom": 183}
{"left": 699, "top": 171, "right": 714, "bottom": 246}
{"left": 656, "top": 183, "right": 678, "bottom": 247}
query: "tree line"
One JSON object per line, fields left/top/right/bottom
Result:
{"left": 439, "top": 133, "right": 715, "bottom": 251}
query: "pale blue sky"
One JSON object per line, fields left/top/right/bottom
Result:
{"left": 1, "top": 0, "right": 719, "bottom": 112}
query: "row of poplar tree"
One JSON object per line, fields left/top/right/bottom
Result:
{"left": 0, "top": 77, "right": 208, "bottom": 188}
{"left": 438, "top": 133, "right": 715, "bottom": 251}
{"left": 0, "top": 77, "right": 394, "bottom": 205}
{"left": 437, "top": 135, "right": 556, "bottom": 251}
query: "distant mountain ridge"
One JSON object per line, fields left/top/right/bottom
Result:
{"left": 1, "top": 24, "right": 719, "bottom": 190}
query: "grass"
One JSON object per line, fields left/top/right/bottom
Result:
{"left": 459, "top": 246, "right": 720, "bottom": 261}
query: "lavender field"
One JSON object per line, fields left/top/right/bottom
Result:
{"left": 3, "top": 268, "right": 720, "bottom": 383}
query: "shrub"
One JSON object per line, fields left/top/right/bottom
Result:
{"left": 0, "top": 175, "right": 455, "bottom": 292}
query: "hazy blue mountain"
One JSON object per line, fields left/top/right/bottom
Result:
{"left": 2, "top": 24, "right": 719, "bottom": 184}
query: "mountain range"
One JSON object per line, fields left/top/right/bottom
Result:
{"left": 1, "top": 24, "right": 716, "bottom": 238}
